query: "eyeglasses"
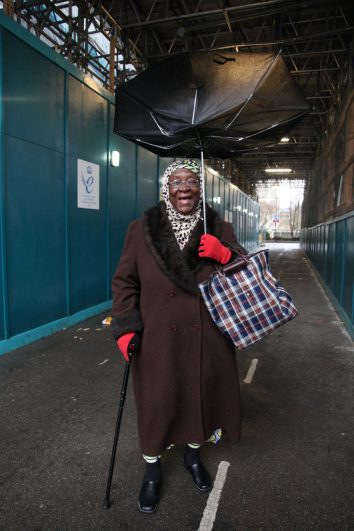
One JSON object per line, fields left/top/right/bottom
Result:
{"left": 168, "top": 178, "right": 200, "bottom": 190}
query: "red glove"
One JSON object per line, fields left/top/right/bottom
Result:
{"left": 198, "top": 234, "right": 232, "bottom": 264}
{"left": 117, "top": 332, "right": 138, "bottom": 362}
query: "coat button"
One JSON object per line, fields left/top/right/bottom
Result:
{"left": 170, "top": 325, "right": 177, "bottom": 332}
{"left": 169, "top": 289, "right": 175, "bottom": 297}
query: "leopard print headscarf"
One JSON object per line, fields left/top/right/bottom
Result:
{"left": 161, "top": 160, "right": 203, "bottom": 250}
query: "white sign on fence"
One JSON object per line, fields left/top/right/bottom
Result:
{"left": 77, "top": 159, "right": 100, "bottom": 210}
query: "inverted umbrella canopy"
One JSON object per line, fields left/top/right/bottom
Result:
{"left": 113, "top": 51, "right": 310, "bottom": 158}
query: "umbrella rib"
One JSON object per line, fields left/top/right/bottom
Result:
{"left": 225, "top": 50, "right": 282, "bottom": 131}
{"left": 210, "top": 110, "right": 309, "bottom": 143}
{"left": 149, "top": 112, "right": 173, "bottom": 136}
{"left": 192, "top": 88, "right": 198, "bottom": 125}
{"left": 133, "top": 137, "right": 198, "bottom": 151}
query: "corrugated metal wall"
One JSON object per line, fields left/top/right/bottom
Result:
{"left": 301, "top": 212, "right": 354, "bottom": 336}
{"left": 0, "top": 13, "right": 258, "bottom": 355}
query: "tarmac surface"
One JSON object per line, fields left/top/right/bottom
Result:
{"left": 1, "top": 243, "right": 354, "bottom": 531}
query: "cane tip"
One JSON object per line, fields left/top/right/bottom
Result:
{"left": 103, "top": 498, "right": 110, "bottom": 510}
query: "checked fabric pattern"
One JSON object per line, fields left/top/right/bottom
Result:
{"left": 199, "top": 250, "right": 298, "bottom": 350}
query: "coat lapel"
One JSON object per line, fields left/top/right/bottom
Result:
{"left": 143, "top": 202, "right": 222, "bottom": 294}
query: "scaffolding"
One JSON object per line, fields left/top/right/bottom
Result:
{"left": 2, "top": 0, "right": 146, "bottom": 90}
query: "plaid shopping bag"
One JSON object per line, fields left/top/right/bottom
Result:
{"left": 199, "top": 249, "right": 298, "bottom": 350}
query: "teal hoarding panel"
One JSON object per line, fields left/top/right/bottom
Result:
{"left": 108, "top": 136, "right": 137, "bottom": 282}
{"left": 4, "top": 32, "right": 64, "bottom": 153}
{"left": 0, "top": 27, "right": 4, "bottom": 340}
{"left": 318, "top": 224, "right": 325, "bottom": 278}
{"left": 323, "top": 224, "right": 329, "bottom": 283}
{"left": 327, "top": 223, "right": 336, "bottom": 293}
{"left": 241, "top": 194, "right": 246, "bottom": 245}
{"left": 316, "top": 225, "right": 321, "bottom": 274}
{"left": 311, "top": 226, "right": 316, "bottom": 266}
{"left": 68, "top": 155, "right": 108, "bottom": 314}
{"left": 68, "top": 76, "right": 108, "bottom": 163}
{"left": 301, "top": 212, "right": 354, "bottom": 334}
{"left": 343, "top": 216, "right": 354, "bottom": 321}
{"left": 156, "top": 157, "right": 174, "bottom": 199}
{"left": 67, "top": 77, "right": 109, "bottom": 314}
{"left": 213, "top": 176, "right": 220, "bottom": 213}
{"left": 229, "top": 188, "right": 235, "bottom": 226}
{"left": 5, "top": 136, "right": 66, "bottom": 336}
{"left": 136, "top": 147, "right": 158, "bottom": 215}
{"left": 315, "top": 227, "right": 319, "bottom": 266}
{"left": 205, "top": 170, "right": 213, "bottom": 205}
{"left": 334, "top": 220, "right": 345, "bottom": 303}
{"left": 236, "top": 192, "right": 242, "bottom": 244}
{"left": 223, "top": 182, "right": 229, "bottom": 221}
{"left": 157, "top": 158, "right": 174, "bottom": 181}
{"left": 225, "top": 184, "right": 230, "bottom": 212}
{"left": 220, "top": 179, "right": 225, "bottom": 213}
{"left": 0, "top": 229, "right": 4, "bottom": 340}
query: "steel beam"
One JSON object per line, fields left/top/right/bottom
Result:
{"left": 121, "top": 0, "right": 297, "bottom": 29}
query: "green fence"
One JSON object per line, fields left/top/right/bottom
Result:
{"left": 301, "top": 211, "right": 354, "bottom": 338}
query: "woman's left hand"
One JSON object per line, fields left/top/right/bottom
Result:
{"left": 198, "top": 234, "right": 232, "bottom": 264}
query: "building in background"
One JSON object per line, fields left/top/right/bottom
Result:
{"left": 256, "top": 180, "right": 305, "bottom": 241}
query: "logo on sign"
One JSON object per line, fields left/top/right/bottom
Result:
{"left": 81, "top": 165, "right": 94, "bottom": 193}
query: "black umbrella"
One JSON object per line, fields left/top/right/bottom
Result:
{"left": 114, "top": 51, "right": 309, "bottom": 230}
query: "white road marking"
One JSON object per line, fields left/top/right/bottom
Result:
{"left": 243, "top": 358, "right": 259, "bottom": 384}
{"left": 99, "top": 359, "right": 109, "bottom": 365}
{"left": 198, "top": 461, "right": 230, "bottom": 531}
{"left": 334, "top": 346, "right": 354, "bottom": 353}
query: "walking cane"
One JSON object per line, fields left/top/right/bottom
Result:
{"left": 103, "top": 345, "right": 134, "bottom": 509}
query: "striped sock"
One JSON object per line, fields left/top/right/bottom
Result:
{"left": 143, "top": 454, "right": 161, "bottom": 464}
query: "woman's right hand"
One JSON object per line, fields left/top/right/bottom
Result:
{"left": 117, "top": 332, "right": 140, "bottom": 362}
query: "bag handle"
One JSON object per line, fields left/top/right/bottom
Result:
{"left": 215, "top": 241, "right": 250, "bottom": 275}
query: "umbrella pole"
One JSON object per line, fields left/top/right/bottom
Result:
{"left": 201, "top": 150, "right": 207, "bottom": 234}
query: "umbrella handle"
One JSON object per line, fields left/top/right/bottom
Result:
{"left": 201, "top": 150, "right": 207, "bottom": 234}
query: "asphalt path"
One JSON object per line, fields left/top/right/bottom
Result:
{"left": 1, "top": 243, "right": 353, "bottom": 530}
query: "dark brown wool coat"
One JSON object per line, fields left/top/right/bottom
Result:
{"left": 112, "top": 202, "right": 245, "bottom": 456}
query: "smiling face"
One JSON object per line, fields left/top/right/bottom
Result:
{"left": 168, "top": 168, "right": 201, "bottom": 215}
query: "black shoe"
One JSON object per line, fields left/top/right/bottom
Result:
{"left": 138, "top": 479, "right": 160, "bottom": 514}
{"left": 183, "top": 459, "right": 213, "bottom": 492}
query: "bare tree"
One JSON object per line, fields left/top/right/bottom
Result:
{"left": 289, "top": 199, "right": 301, "bottom": 238}
{"left": 259, "top": 201, "right": 274, "bottom": 230}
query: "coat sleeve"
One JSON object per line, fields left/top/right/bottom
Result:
{"left": 111, "top": 221, "right": 143, "bottom": 341}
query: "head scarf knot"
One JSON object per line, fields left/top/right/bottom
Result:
{"left": 161, "top": 160, "right": 203, "bottom": 250}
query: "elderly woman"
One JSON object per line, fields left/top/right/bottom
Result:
{"left": 111, "top": 160, "right": 245, "bottom": 514}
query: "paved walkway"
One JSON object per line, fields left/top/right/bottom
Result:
{"left": 1, "top": 243, "right": 353, "bottom": 530}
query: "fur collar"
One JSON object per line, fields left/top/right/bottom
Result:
{"left": 143, "top": 202, "right": 224, "bottom": 294}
